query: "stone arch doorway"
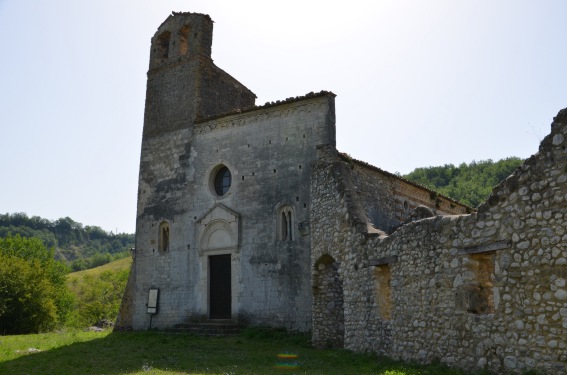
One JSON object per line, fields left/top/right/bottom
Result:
{"left": 195, "top": 204, "right": 241, "bottom": 321}
{"left": 312, "top": 254, "right": 344, "bottom": 348}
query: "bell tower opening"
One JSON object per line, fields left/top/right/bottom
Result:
{"left": 156, "top": 31, "right": 171, "bottom": 59}
{"left": 179, "top": 25, "right": 190, "bottom": 56}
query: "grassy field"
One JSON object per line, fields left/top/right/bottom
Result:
{"left": 0, "top": 329, "right": 491, "bottom": 375}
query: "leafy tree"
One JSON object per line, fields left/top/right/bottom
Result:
{"left": 404, "top": 157, "right": 523, "bottom": 207}
{"left": 0, "top": 236, "right": 73, "bottom": 333}
{"left": 0, "top": 255, "right": 58, "bottom": 333}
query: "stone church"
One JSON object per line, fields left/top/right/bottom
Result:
{"left": 117, "top": 11, "right": 467, "bottom": 331}
{"left": 118, "top": 11, "right": 567, "bottom": 375}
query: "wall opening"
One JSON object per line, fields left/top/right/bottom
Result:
{"left": 158, "top": 221, "right": 170, "bottom": 252}
{"left": 374, "top": 264, "right": 392, "bottom": 320}
{"left": 179, "top": 25, "right": 190, "bottom": 55}
{"left": 277, "top": 205, "right": 293, "bottom": 241}
{"left": 312, "top": 254, "right": 344, "bottom": 348}
{"left": 459, "top": 252, "right": 495, "bottom": 315}
{"left": 156, "top": 31, "right": 171, "bottom": 59}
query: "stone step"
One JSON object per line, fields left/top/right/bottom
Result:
{"left": 171, "top": 321, "right": 245, "bottom": 336}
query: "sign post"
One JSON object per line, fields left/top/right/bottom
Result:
{"left": 147, "top": 288, "right": 159, "bottom": 329}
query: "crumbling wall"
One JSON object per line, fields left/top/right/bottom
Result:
{"left": 311, "top": 108, "right": 567, "bottom": 374}
{"left": 334, "top": 152, "right": 469, "bottom": 233}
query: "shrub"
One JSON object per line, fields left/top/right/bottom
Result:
{"left": 0, "top": 236, "right": 72, "bottom": 333}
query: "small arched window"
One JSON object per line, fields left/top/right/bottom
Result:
{"left": 277, "top": 205, "right": 294, "bottom": 241}
{"left": 158, "top": 221, "right": 170, "bottom": 252}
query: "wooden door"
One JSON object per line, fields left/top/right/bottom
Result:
{"left": 209, "top": 254, "right": 231, "bottom": 319}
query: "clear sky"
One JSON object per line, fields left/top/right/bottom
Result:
{"left": 0, "top": 0, "right": 565, "bottom": 234}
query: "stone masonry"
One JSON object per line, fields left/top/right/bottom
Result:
{"left": 311, "top": 109, "right": 567, "bottom": 374}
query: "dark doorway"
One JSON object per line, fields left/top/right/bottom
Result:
{"left": 209, "top": 254, "right": 231, "bottom": 319}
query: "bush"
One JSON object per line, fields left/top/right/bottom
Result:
{"left": 0, "top": 236, "right": 73, "bottom": 333}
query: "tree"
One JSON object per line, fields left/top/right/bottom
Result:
{"left": 0, "top": 236, "right": 73, "bottom": 334}
{"left": 404, "top": 157, "right": 523, "bottom": 207}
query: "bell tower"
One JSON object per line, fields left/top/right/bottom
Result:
{"left": 120, "top": 12, "right": 256, "bottom": 330}
{"left": 143, "top": 12, "right": 257, "bottom": 139}
{"left": 143, "top": 12, "right": 215, "bottom": 138}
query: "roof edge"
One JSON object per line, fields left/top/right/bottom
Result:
{"left": 194, "top": 90, "right": 335, "bottom": 124}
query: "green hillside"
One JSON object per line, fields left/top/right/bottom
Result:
{"left": 0, "top": 213, "right": 134, "bottom": 270}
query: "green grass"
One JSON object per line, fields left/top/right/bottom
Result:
{"left": 0, "top": 329, "right": 490, "bottom": 375}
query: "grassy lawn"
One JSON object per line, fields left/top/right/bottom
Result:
{"left": 0, "top": 329, "right": 488, "bottom": 375}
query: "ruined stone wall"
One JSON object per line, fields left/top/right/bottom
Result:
{"left": 311, "top": 152, "right": 392, "bottom": 352}
{"left": 334, "top": 153, "right": 469, "bottom": 233}
{"left": 311, "top": 109, "right": 567, "bottom": 374}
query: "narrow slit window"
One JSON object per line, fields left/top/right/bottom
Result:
{"left": 287, "top": 211, "right": 292, "bottom": 241}
{"left": 158, "top": 221, "right": 170, "bottom": 252}
{"left": 281, "top": 212, "right": 288, "bottom": 241}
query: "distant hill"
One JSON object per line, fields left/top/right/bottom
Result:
{"left": 0, "top": 213, "right": 134, "bottom": 271}
{"left": 403, "top": 157, "right": 524, "bottom": 208}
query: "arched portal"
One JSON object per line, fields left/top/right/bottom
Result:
{"left": 312, "top": 254, "right": 344, "bottom": 348}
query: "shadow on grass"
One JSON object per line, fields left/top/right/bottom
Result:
{"left": 0, "top": 330, "right": 379, "bottom": 375}
{"left": 0, "top": 330, "right": 491, "bottom": 375}
{"left": 1, "top": 331, "right": 230, "bottom": 375}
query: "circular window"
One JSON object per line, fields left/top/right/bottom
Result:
{"left": 214, "top": 166, "right": 232, "bottom": 196}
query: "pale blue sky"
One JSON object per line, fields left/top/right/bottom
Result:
{"left": 0, "top": 0, "right": 565, "bottom": 234}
